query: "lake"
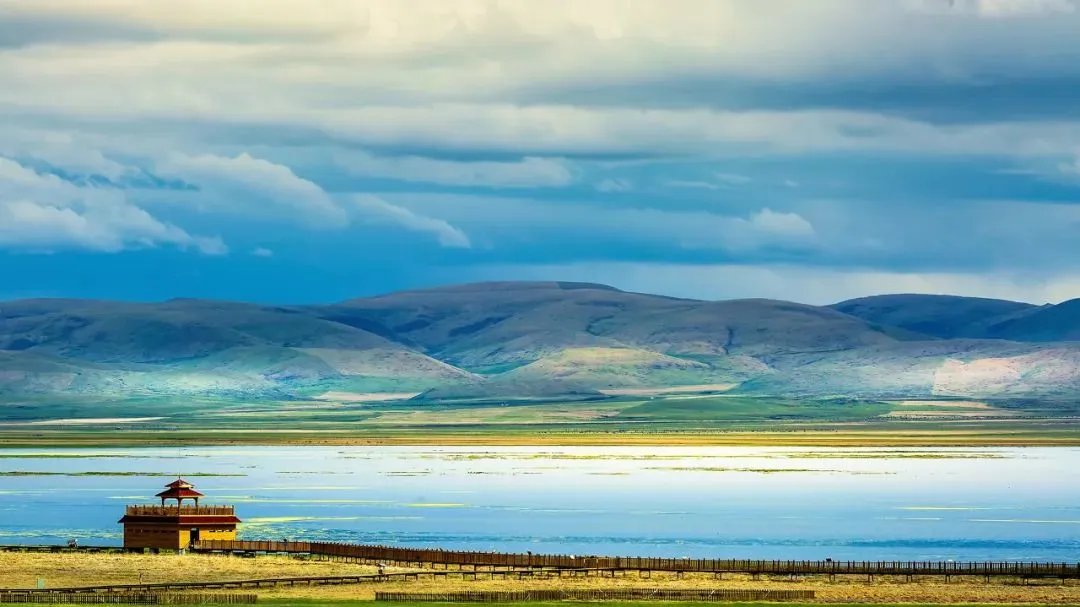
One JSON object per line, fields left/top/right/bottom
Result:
{"left": 1, "top": 445, "right": 1079, "bottom": 562}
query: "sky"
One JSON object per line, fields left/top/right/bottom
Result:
{"left": 2, "top": 0, "right": 1080, "bottom": 305}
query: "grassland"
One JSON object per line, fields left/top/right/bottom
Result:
{"left": 2, "top": 393, "right": 1078, "bottom": 447}
{"left": 3, "top": 552, "right": 1080, "bottom": 604}
{"left": 263, "top": 602, "right": 1065, "bottom": 607}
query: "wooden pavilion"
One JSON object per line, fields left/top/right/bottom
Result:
{"left": 119, "top": 478, "right": 241, "bottom": 550}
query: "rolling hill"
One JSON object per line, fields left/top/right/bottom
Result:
{"left": 830, "top": 294, "right": 1039, "bottom": 339}
{"left": 0, "top": 282, "right": 1077, "bottom": 408}
{"left": 983, "top": 298, "right": 1080, "bottom": 342}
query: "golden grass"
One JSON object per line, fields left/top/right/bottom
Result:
{"left": 3, "top": 553, "right": 1080, "bottom": 604}
{"left": 260, "top": 570, "right": 1080, "bottom": 604}
{"left": 0, "top": 552, "right": 382, "bottom": 589}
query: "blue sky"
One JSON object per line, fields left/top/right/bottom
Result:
{"left": 2, "top": 0, "right": 1080, "bottom": 305}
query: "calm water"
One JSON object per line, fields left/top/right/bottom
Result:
{"left": 1, "top": 446, "right": 1079, "bottom": 562}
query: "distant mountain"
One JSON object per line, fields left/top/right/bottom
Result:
{"left": 323, "top": 282, "right": 910, "bottom": 369}
{"left": 830, "top": 294, "right": 1038, "bottom": 339}
{"left": 833, "top": 294, "right": 1080, "bottom": 343}
{"left": 0, "top": 282, "right": 1078, "bottom": 405}
{"left": 983, "top": 298, "right": 1080, "bottom": 342}
{"left": 0, "top": 298, "right": 472, "bottom": 397}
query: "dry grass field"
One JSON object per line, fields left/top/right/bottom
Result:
{"left": 0, "top": 551, "right": 386, "bottom": 589}
{"left": 3, "top": 552, "right": 1080, "bottom": 604}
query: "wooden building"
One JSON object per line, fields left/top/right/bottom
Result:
{"left": 119, "top": 478, "right": 241, "bottom": 550}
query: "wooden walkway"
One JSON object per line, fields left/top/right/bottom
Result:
{"left": 4, "top": 541, "right": 1079, "bottom": 585}
{"left": 0, "top": 546, "right": 125, "bottom": 554}
{"left": 0, "top": 593, "right": 255, "bottom": 604}
{"left": 194, "top": 540, "right": 1080, "bottom": 581}
{"left": 0, "top": 569, "right": 636, "bottom": 595}
{"left": 375, "top": 589, "right": 816, "bottom": 602}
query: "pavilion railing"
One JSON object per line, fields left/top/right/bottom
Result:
{"left": 124, "top": 505, "right": 236, "bottom": 517}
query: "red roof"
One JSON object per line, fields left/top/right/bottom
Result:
{"left": 157, "top": 479, "right": 204, "bottom": 500}
{"left": 156, "top": 486, "right": 205, "bottom": 499}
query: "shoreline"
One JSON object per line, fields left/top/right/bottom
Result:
{"left": 2, "top": 428, "right": 1080, "bottom": 448}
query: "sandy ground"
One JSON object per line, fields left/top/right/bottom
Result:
{"left": 598, "top": 384, "right": 737, "bottom": 396}
{"left": 0, "top": 418, "right": 165, "bottom": 427}
{"left": 3, "top": 552, "right": 1080, "bottom": 604}
{"left": 893, "top": 401, "right": 992, "bottom": 409}
{"left": 315, "top": 392, "right": 421, "bottom": 403}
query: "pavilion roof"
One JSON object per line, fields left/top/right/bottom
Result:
{"left": 156, "top": 487, "right": 205, "bottom": 499}
{"left": 156, "top": 479, "right": 205, "bottom": 500}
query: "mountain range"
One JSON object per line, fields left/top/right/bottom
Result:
{"left": 1, "top": 281, "right": 1077, "bottom": 404}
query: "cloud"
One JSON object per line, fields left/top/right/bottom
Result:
{"left": 0, "top": 128, "right": 132, "bottom": 180}
{"left": 666, "top": 172, "right": 751, "bottom": 191}
{"left": 748, "top": 208, "right": 816, "bottom": 238}
{"left": 383, "top": 192, "right": 816, "bottom": 258}
{"left": 4, "top": 3, "right": 1080, "bottom": 158}
{"left": 148, "top": 152, "right": 474, "bottom": 248}
{"left": 3, "top": 1, "right": 1080, "bottom": 303}
{"left": 469, "top": 261, "right": 1080, "bottom": 305}
{"left": 674, "top": 208, "right": 817, "bottom": 252}
{"left": 594, "top": 178, "right": 633, "bottom": 192}
{"left": 0, "top": 156, "right": 224, "bottom": 254}
{"left": 251, "top": 247, "right": 274, "bottom": 257}
{"left": 351, "top": 194, "right": 471, "bottom": 248}
{"left": 336, "top": 152, "right": 572, "bottom": 188}
{"left": 909, "top": 0, "right": 1078, "bottom": 17}
{"left": 155, "top": 152, "right": 349, "bottom": 227}
{"left": 667, "top": 180, "right": 721, "bottom": 190}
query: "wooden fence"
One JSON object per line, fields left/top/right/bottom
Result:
{"left": 0, "top": 546, "right": 124, "bottom": 555}
{"left": 193, "top": 540, "right": 1080, "bottom": 579}
{"left": 375, "top": 589, "right": 816, "bottom": 602}
{"left": 0, "top": 594, "right": 255, "bottom": 605}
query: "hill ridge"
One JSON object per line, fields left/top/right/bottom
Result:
{"left": 1, "top": 284, "right": 1078, "bottom": 404}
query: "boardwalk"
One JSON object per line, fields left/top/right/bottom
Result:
{"left": 0, "top": 593, "right": 254, "bottom": 605}
{"left": 375, "top": 589, "right": 816, "bottom": 602}
{"left": 194, "top": 540, "right": 1080, "bottom": 580}
{"left": 1, "top": 569, "right": 636, "bottom": 595}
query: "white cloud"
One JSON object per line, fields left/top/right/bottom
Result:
{"left": 251, "top": 247, "right": 274, "bottom": 257}
{"left": 674, "top": 208, "right": 817, "bottom": 251}
{"left": 386, "top": 191, "right": 815, "bottom": 255}
{"left": 351, "top": 194, "right": 471, "bottom": 248}
{"left": 0, "top": 156, "right": 224, "bottom": 254}
{"left": 910, "top": 0, "right": 1077, "bottom": 17}
{"left": 3, "top": 3, "right": 1080, "bottom": 160}
{"left": 336, "top": 152, "right": 572, "bottom": 188}
{"left": 246, "top": 105, "right": 1080, "bottom": 158}
{"left": 155, "top": 152, "right": 349, "bottom": 227}
{"left": 667, "top": 180, "right": 721, "bottom": 190}
{"left": 666, "top": 172, "right": 751, "bottom": 191}
{"left": 0, "top": 128, "right": 132, "bottom": 180}
{"left": 149, "top": 152, "right": 474, "bottom": 248}
{"left": 470, "top": 261, "right": 1080, "bottom": 305}
{"left": 748, "top": 208, "right": 816, "bottom": 238}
